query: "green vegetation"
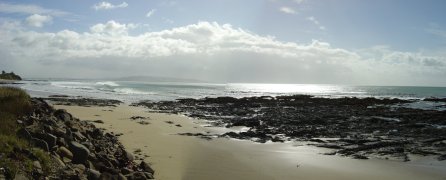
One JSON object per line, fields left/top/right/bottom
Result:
{"left": 0, "top": 71, "right": 22, "bottom": 80}
{"left": 0, "top": 87, "right": 51, "bottom": 179}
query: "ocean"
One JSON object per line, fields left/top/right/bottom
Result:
{"left": 14, "top": 79, "right": 446, "bottom": 104}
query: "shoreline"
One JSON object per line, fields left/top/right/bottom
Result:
{"left": 55, "top": 103, "right": 446, "bottom": 180}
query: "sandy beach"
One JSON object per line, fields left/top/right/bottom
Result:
{"left": 52, "top": 103, "right": 446, "bottom": 180}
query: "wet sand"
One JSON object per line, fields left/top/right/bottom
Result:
{"left": 55, "top": 104, "right": 446, "bottom": 180}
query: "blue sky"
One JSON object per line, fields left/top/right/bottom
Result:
{"left": 1, "top": 0, "right": 446, "bottom": 86}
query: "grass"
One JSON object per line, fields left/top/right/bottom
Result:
{"left": 0, "top": 87, "right": 31, "bottom": 135}
{"left": 0, "top": 87, "right": 52, "bottom": 178}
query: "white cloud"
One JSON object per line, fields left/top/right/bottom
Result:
{"left": 25, "top": 14, "right": 52, "bottom": 27}
{"left": 90, "top": 20, "right": 137, "bottom": 35}
{"left": 279, "top": 7, "right": 296, "bottom": 14}
{"left": 93, "top": 2, "right": 128, "bottom": 10}
{"left": 306, "top": 16, "right": 325, "bottom": 30}
{"left": 146, "top": 9, "right": 156, "bottom": 18}
{"left": 1, "top": 21, "right": 445, "bottom": 85}
{"left": 0, "top": 2, "right": 68, "bottom": 16}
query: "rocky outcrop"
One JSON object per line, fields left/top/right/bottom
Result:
{"left": 43, "top": 97, "right": 122, "bottom": 107}
{"left": 0, "top": 70, "right": 21, "bottom": 80}
{"left": 135, "top": 95, "right": 446, "bottom": 161}
{"left": 13, "top": 98, "right": 155, "bottom": 179}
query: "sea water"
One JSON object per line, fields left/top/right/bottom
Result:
{"left": 15, "top": 79, "right": 446, "bottom": 104}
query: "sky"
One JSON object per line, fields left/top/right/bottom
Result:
{"left": 0, "top": 0, "right": 446, "bottom": 86}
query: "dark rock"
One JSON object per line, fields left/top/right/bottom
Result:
{"left": 352, "top": 154, "right": 369, "bottom": 160}
{"left": 121, "top": 168, "right": 133, "bottom": 175}
{"left": 31, "top": 138, "right": 49, "bottom": 152}
{"left": 87, "top": 169, "right": 101, "bottom": 180}
{"left": 70, "top": 141, "right": 90, "bottom": 164}
{"left": 92, "top": 120, "right": 104, "bottom": 124}
{"left": 54, "top": 109, "right": 72, "bottom": 121}
{"left": 143, "top": 172, "right": 154, "bottom": 179}
{"left": 58, "top": 146, "right": 74, "bottom": 160}
{"left": 123, "top": 150, "right": 134, "bottom": 162}
{"left": 42, "top": 133, "right": 57, "bottom": 149}
{"left": 72, "top": 164, "right": 86, "bottom": 174}
{"left": 139, "top": 161, "right": 154, "bottom": 174}
{"left": 33, "top": 161, "right": 43, "bottom": 175}
{"left": 438, "top": 154, "right": 446, "bottom": 161}
{"left": 16, "top": 128, "right": 32, "bottom": 140}
{"left": 126, "top": 172, "right": 148, "bottom": 180}
{"left": 99, "top": 172, "right": 127, "bottom": 180}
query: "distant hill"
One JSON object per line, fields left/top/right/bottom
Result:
{"left": 0, "top": 71, "right": 22, "bottom": 80}
{"left": 111, "top": 76, "right": 205, "bottom": 83}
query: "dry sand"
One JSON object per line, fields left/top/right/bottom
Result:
{"left": 55, "top": 104, "right": 446, "bottom": 180}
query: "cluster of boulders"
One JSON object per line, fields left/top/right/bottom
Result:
{"left": 15, "top": 98, "right": 154, "bottom": 179}
{"left": 135, "top": 95, "right": 446, "bottom": 161}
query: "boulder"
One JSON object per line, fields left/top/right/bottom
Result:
{"left": 126, "top": 172, "right": 147, "bottom": 180}
{"left": 120, "top": 168, "right": 133, "bottom": 175}
{"left": 143, "top": 172, "right": 154, "bottom": 179}
{"left": 52, "top": 154, "right": 66, "bottom": 168}
{"left": 72, "top": 164, "right": 86, "bottom": 174}
{"left": 69, "top": 141, "right": 90, "bottom": 164}
{"left": 33, "top": 161, "right": 43, "bottom": 175}
{"left": 139, "top": 161, "right": 154, "bottom": 175}
{"left": 42, "top": 133, "right": 57, "bottom": 149}
{"left": 87, "top": 169, "right": 101, "bottom": 180}
{"left": 57, "top": 146, "right": 74, "bottom": 160}
{"left": 16, "top": 128, "right": 32, "bottom": 140}
{"left": 99, "top": 172, "right": 127, "bottom": 180}
{"left": 123, "top": 150, "right": 134, "bottom": 162}
{"left": 54, "top": 109, "right": 72, "bottom": 121}
{"left": 31, "top": 138, "right": 49, "bottom": 152}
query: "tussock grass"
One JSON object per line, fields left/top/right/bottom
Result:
{"left": 0, "top": 87, "right": 31, "bottom": 135}
{"left": 0, "top": 87, "right": 52, "bottom": 178}
{"left": 0, "top": 87, "right": 31, "bottom": 116}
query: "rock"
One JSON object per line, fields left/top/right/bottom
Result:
{"left": 16, "top": 128, "right": 32, "bottom": 140}
{"left": 126, "top": 172, "right": 147, "bottom": 180}
{"left": 42, "top": 133, "right": 57, "bottom": 149}
{"left": 119, "top": 173, "right": 128, "bottom": 180}
{"left": 87, "top": 169, "right": 101, "bottom": 180}
{"left": 438, "top": 154, "right": 446, "bottom": 161}
{"left": 54, "top": 109, "right": 72, "bottom": 121}
{"left": 53, "top": 128, "right": 66, "bottom": 137}
{"left": 57, "top": 137, "right": 67, "bottom": 147}
{"left": 139, "top": 161, "right": 154, "bottom": 174}
{"left": 99, "top": 172, "right": 127, "bottom": 180}
{"left": 121, "top": 168, "right": 133, "bottom": 175}
{"left": 352, "top": 154, "right": 369, "bottom": 160}
{"left": 72, "top": 164, "right": 86, "bottom": 174}
{"left": 58, "top": 146, "right": 74, "bottom": 160}
{"left": 12, "top": 173, "right": 28, "bottom": 180}
{"left": 33, "top": 161, "right": 43, "bottom": 175}
{"left": 73, "top": 131, "right": 86, "bottom": 141}
{"left": 123, "top": 150, "right": 134, "bottom": 162}
{"left": 92, "top": 120, "right": 104, "bottom": 124}
{"left": 143, "top": 172, "right": 154, "bottom": 179}
{"left": 70, "top": 141, "right": 90, "bottom": 164}
{"left": 52, "top": 154, "right": 66, "bottom": 168}
{"left": 31, "top": 138, "right": 49, "bottom": 152}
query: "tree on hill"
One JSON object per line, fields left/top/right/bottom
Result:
{"left": 0, "top": 70, "right": 22, "bottom": 80}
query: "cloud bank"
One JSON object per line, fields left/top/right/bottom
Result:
{"left": 0, "top": 20, "right": 445, "bottom": 86}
